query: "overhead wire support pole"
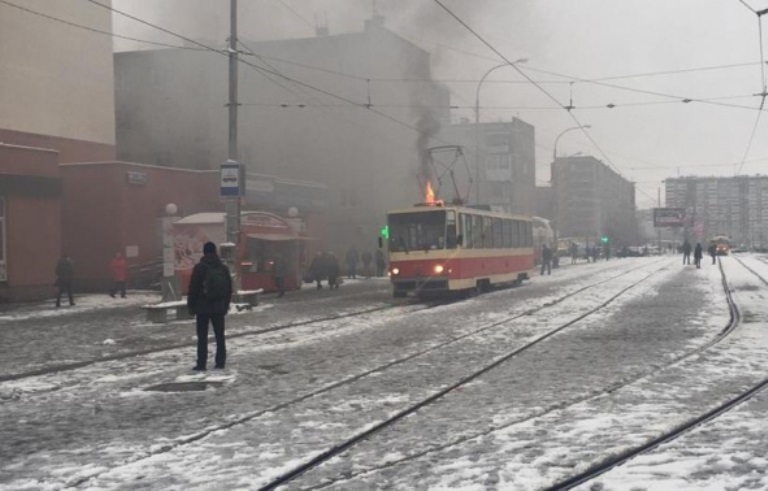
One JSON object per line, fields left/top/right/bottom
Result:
{"left": 226, "top": 0, "right": 242, "bottom": 285}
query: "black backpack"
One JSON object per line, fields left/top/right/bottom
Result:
{"left": 203, "top": 263, "right": 230, "bottom": 300}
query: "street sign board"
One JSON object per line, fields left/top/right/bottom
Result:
{"left": 653, "top": 207, "right": 686, "bottom": 227}
{"left": 220, "top": 162, "right": 241, "bottom": 198}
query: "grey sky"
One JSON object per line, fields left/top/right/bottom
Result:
{"left": 112, "top": 0, "right": 768, "bottom": 208}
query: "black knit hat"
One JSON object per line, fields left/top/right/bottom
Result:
{"left": 203, "top": 241, "right": 217, "bottom": 255}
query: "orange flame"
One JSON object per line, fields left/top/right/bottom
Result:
{"left": 425, "top": 181, "right": 436, "bottom": 204}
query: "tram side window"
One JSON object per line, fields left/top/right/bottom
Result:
{"left": 502, "top": 219, "right": 512, "bottom": 247}
{"left": 493, "top": 218, "right": 504, "bottom": 248}
{"left": 446, "top": 210, "right": 458, "bottom": 249}
{"left": 508, "top": 220, "right": 517, "bottom": 247}
{"left": 461, "top": 213, "right": 472, "bottom": 248}
{"left": 523, "top": 222, "right": 532, "bottom": 247}
{"left": 472, "top": 215, "right": 483, "bottom": 249}
{"left": 483, "top": 217, "right": 494, "bottom": 248}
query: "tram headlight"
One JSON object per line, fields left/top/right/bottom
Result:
{"left": 434, "top": 264, "right": 444, "bottom": 274}
{"left": 391, "top": 267, "right": 400, "bottom": 276}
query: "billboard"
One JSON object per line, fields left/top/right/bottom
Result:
{"left": 653, "top": 208, "right": 686, "bottom": 227}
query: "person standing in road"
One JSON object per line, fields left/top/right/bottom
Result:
{"left": 361, "top": 250, "right": 372, "bottom": 278}
{"left": 682, "top": 240, "right": 692, "bottom": 265}
{"left": 109, "top": 252, "right": 128, "bottom": 298}
{"left": 272, "top": 254, "right": 286, "bottom": 298}
{"left": 375, "top": 249, "right": 386, "bottom": 277}
{"left": 708, "top": 242, "right": 717, "bottom": 265}
{"left": 345, "top": 247, "right": 359, "bottom": 279}
{"left": 694, "top": 242, "right": 703, "bottom": 269}
{"left": 55, "top": 253, "right": 75, "bottom": 307}
{"left": 327, "top": 252, "right": 341, "bottom": 289}
{"left": 541, "top": 244, "right": 552, "bottom": 276}
{"left": 187, "top": 242, "right": 232, "bottom": 371}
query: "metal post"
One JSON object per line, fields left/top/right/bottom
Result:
{"left": 226, "top": 0, "right": 241, "bottom": 292}
{"left": 657, "top": 187, "right": 662, "bottom": 253}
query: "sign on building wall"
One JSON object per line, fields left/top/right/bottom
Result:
{"left": 653, "top": 208, "right": 686, "bottom": 227}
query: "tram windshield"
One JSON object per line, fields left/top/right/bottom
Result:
{"left": 389, "top": 210, "right": 447, "bottom": 252}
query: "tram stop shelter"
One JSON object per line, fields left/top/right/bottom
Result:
{"left": 173, "top": 211, "right": 307, "bottom": 294}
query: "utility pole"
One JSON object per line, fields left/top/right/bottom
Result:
{"left": 222, "top": 0, "right": 242, "bottom": 293}
{"left": 225, "top": 0, "right": 241, "bottom": 246}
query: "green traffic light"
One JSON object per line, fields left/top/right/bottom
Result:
{"left": 601, "top": 236, "right": 609, "bottom": 244}
{"left": 380, "top": 225, "right": 390, "bottom": 239}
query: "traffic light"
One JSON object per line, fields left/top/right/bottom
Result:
{"left": 380, "top": 225, "right": 390, "bottom": 239}
{"left": 601, "top": 235, "right": 609, "bottom": 244}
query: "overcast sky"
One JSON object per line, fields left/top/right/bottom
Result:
{"left": 112, "top": 0, "right": 768, "bottom": 208}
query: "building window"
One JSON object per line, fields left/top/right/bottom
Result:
{"left": 0, "top": 198, "right": 6, "bottom": 281}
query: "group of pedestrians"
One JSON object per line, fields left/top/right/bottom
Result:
{"left": 53, "top": 251, "right": 129, "bottom": 307}
{"left": 345, "top": 246, "right": 386, "bottom": 279}
{"left": 681, "top": 240, "right": 717, "bottom": 269}
{"left": 308, "top": 251, "right": 341, "bottom": 289}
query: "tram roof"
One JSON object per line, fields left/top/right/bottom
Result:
{"left": 387, "top": 204, "right": 531, "bottom": 221}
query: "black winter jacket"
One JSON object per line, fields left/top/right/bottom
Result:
{"left": 187, "top": 254, "right": 233, "bottom": 315}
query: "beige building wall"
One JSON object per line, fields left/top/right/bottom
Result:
{"left": 0, "top": 0, "right": 115, "bottom": 147}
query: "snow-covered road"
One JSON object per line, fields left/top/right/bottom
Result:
{"left": 3, "top": 256, "right": 763, "bottom": 490}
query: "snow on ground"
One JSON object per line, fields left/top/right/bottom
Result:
{"left": 0, "top": 291, "right": 161, "bottom": 322}
{"left": 0, "top": 257, "right": 689, "bottom": 490}
{"left": 579, "top": 254, "right": 768, "bottom": 490}
{"left": 63, "top": 259, "right": 676, "bottom": 490}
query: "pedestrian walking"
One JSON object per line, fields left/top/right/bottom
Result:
{"left": 187, "top": 242, "right": 232, "bottom": 371}
{"left": 375, "top": 249, "right": 386, "bottom": 277}
{"left": 345, "top": 247, "right": 359, "bottom": 279}
{"left": 592, "top": 246, "right": 599, "bottom": 263}
{"left": 361, "top": 250, "right": 372, "bottom": 278}
{"left": 694, "top": 242, "right": 703, "bottom": 269}
{"left": 55, "top": 253, "right": 75, "bottom": 307}
{"left": 108, "top": 252, "right": 128, "bottom": 298}
{"left": 309, "top": 251, "right": 326, "bottom": 290}
{"left": 569, "top": 242, "right": 578, "bottom": 264}
{"left": 682, "top": 240, "right": 692, "bottom": 265}
{"left": 327, "top": 252, "right": 341, "bottom": 289}
{"left": 272, "top": 254, "right": 286, "bottom": 298}
{"left": 708, "top": 242, "right": 717, "bottom": 265}
{"left": 540, "top": 244, "right": 552, "bottom": 275}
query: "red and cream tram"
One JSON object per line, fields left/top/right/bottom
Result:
{"left": 386, "top": 201, "right": 535, "bottom": 298}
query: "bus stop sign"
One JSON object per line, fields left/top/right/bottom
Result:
{"left": 220, "top": 162, "right": 241, "bottom": 198}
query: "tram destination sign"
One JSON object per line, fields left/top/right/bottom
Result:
{"left": 653, "top": 207, "right": 686, "bottom": 227}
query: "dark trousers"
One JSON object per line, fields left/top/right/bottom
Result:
{"left": 376, "top": 263, "right": 385, "bottom": 277}
{"left": 196, "top": 313, "right": 226, "bottom": 369}
{"left": 347, "top": 264, "right": 356, "bottom": 279}
{"left": 109, "top": 281, "right": 126, "bottom": 298}
{"left": 56, "top": 281, "right": 74, "bottom": 306}
{"left": 540, "top": 260, "right": 551, "bottom": 275}
{"left": 683, "top": 253, "right": 691, "bottom": 265}
{"left": 712, "top": 255, "right": 716, "bottom": 265}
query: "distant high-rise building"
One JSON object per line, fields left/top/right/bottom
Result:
{"left": 665, "top": 175, "right": 768, "bottom": 246}
{"left": 438, "top": 119, "right": 535, "bottom": 215}
{"left": 552, "top": 156, "right": 637, "bottom": 245}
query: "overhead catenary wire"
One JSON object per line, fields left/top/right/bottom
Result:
{"left": 431, "top": 0, "right": 659, "bottom": 204}
{"left": 0, "top": 0, "right": 197, "bottom": 50}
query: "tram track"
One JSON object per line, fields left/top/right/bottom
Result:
{"left": 0, "top": 301, "right": 436, "bottom": 384}
{"left": 539, "top": 255, "right": 768, "bottom": 490}
{"left": 66, "top": 260, "right": 669, "bottom": 489}
{"left": 298, "top": 257, "right": 744, "bottom": 491}
{"left": 252, "top": 260, "right": 672, "bottom": 491}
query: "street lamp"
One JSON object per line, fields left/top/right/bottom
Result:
{"left": 552, "top": 125, "right": 590, "bottom": 161}
{"left": 473, "top": 58, "right": 528, "bottom": 204}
